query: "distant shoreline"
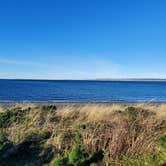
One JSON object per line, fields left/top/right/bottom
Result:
{"left": 96, "top": 78, "right": 166, "bottom": 82}
{"left": 1, "top": 101, "right": 166, "bottom": 104}
{"left": 1, "top": 78, "right": 166, "bottom": 82}
{"left": 0, "top": 101, "right": 166, "bottom": 109}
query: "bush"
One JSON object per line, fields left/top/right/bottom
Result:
{"left": 90, "top": 164, "right": 98, "bottom": 166}
{"left": 0, "top": 110, "right": 15, "bottom": 127}
{"left": 51, "top": 156, "right": 68, "bottom": 166}
{"left": 41, "top": 105, "right": 57, "bottom": 111}
{"left": 68, "top": 132, "right": 87, "bottom": 165}
{"left": 0, "top": 132, "right": 13, "bottom": 157}
{"left": 68, "top": 144, "right": 86, "bottom": 165}
{"left": 158, "top": 135, "right": 166, "bottom": 152}
{"left": 39, "top": 130, "right": 51, "bottom": 140}
{"left": 119, "top": 152, "right": 166, "bottom": 166}
{"left": 156, "top": 135, "right": 166, "bottom": 165}
{"left": 50, "top": 132, "right": 103, "bottom": 166}
{"left": 0, "top": 108, "right": 26, "bottom": 128}
{"left": 25, "top": 131, "right": 38, "bottom": 141}
{"left": 123, "top": 107, "right": 139, "bottom": 120}
{"left": 25, "top": 130, "right": 51, "bottom": 142}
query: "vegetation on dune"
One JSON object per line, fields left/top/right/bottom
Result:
{"left": 0, "top": 104, "right": 165, "bottom": 166}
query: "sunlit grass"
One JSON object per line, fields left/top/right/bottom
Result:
{"left": 0, "top": 103, "right": 165, "bottom": 165}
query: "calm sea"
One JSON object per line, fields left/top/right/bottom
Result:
{"left": 0, "top": 79, "right": 166, "bottom": 102}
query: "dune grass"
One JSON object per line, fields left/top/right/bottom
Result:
{"left": 0, "top": 103, "right": 165, "bottom": 166}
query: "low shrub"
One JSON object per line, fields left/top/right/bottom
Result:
{"left": 118, "top": 152, "right": 166, "bottom": 166}
{"left": 25, "top": 131, "right": 38, "bottom": 141}
{"left": 0, "top": 132, "right": 13, "bottom": 158}
{"left": 122, "top": 106, "right": 140, "bottom": 120}
{"left": 0, "top": 108, "right": 27, "bottom": 128}
{"left": 39, "top": 130, "right": 51, "bottom": 140}
{"left": 51, "top": 156, "right": 68, "bottom": 166}
{"left": 25, "top": 130, "right": 51, "bottom": 142}
{"left": 41, "top": 105, "right": 57, "bottom": 111}
{"left": 51, "top": 132, "right": 103, "bottom": 166}
{"left": 158, "top": 135, "right": 166, "bottom": 152}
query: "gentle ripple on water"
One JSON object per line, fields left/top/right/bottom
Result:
{"left": 0, "top": 80, "right": 166, "bottom": 102}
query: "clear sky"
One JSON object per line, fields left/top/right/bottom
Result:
{"left": 0, "top": 0, "right": 166, "bottom": 79}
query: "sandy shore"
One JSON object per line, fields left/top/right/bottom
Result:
{"left": 0, "top": 101, "right": 166, "bottom": 108}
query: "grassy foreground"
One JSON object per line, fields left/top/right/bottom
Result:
{"left": 0, "top": 103, "right": 166, "bottom": 166}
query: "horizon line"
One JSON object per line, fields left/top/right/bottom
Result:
{"left": 1, "top": 78, "right": 166, "bottom": 82}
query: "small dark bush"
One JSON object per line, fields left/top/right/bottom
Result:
{"left": 0, "top": 108, "right": 27, "bottom": 128}
{"left": 68, "top": 144, "right": 86, "bottom": 165}
{"left": 51, "top": 132, "right": 103, "bottom": 166}
{"left": 88, "top": 150, "right": 104, "bottom": 164}
{"left": 39, "top": 130, "right": 51, "bottom": 140}
{"left": 25, "top": 131, "right": 38, "bottom": 141}
{"left": 0, "top": 132, "right": 13, "bottom": 158}
{"left": 0, "top": 110, "right": 14, "bottom": 127}
{"left": 41, "top": 105, "right": 57, "bottom": 111}
{"left": 25, "top": 130, "right": 51, "bottom": 143}
{"left": 158, "top": 135, "right": 166, "bottom": 152}
{"left": 52, "top": 156, "right": 68, "bottom": 166}
{"left": 123, "top": 107, "right": 139, "bottom": 120}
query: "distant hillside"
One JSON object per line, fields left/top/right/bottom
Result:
{"left": 96, "top": 78, "right": 166, "bottom": 82}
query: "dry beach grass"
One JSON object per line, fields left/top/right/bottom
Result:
{"left": 0, "top": 103, "right": 166, "bottom": 166}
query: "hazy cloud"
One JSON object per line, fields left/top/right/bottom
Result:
{"left": 0, "top": 58, "right": 50, "bottom": 68}
{"left": 0, "top": 56, "right": 121, "bottom": 79}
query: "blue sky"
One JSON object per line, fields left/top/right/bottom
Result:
{"left": 0, "top": 0, "right": 166, "bottom": 79}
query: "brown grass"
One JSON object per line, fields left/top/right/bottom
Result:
{"left": 2, "top": 103, "right": 166, "bottom": 165}
{"left": 0, "top": 106, "right": 4, "bottom": 113}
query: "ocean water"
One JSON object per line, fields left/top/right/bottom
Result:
{"left": 0, "top": 79, "right": 166, "bottom": 102}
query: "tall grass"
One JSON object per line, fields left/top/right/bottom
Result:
{"left": 0, "top": 103, "right": 165, "bottom": 166}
